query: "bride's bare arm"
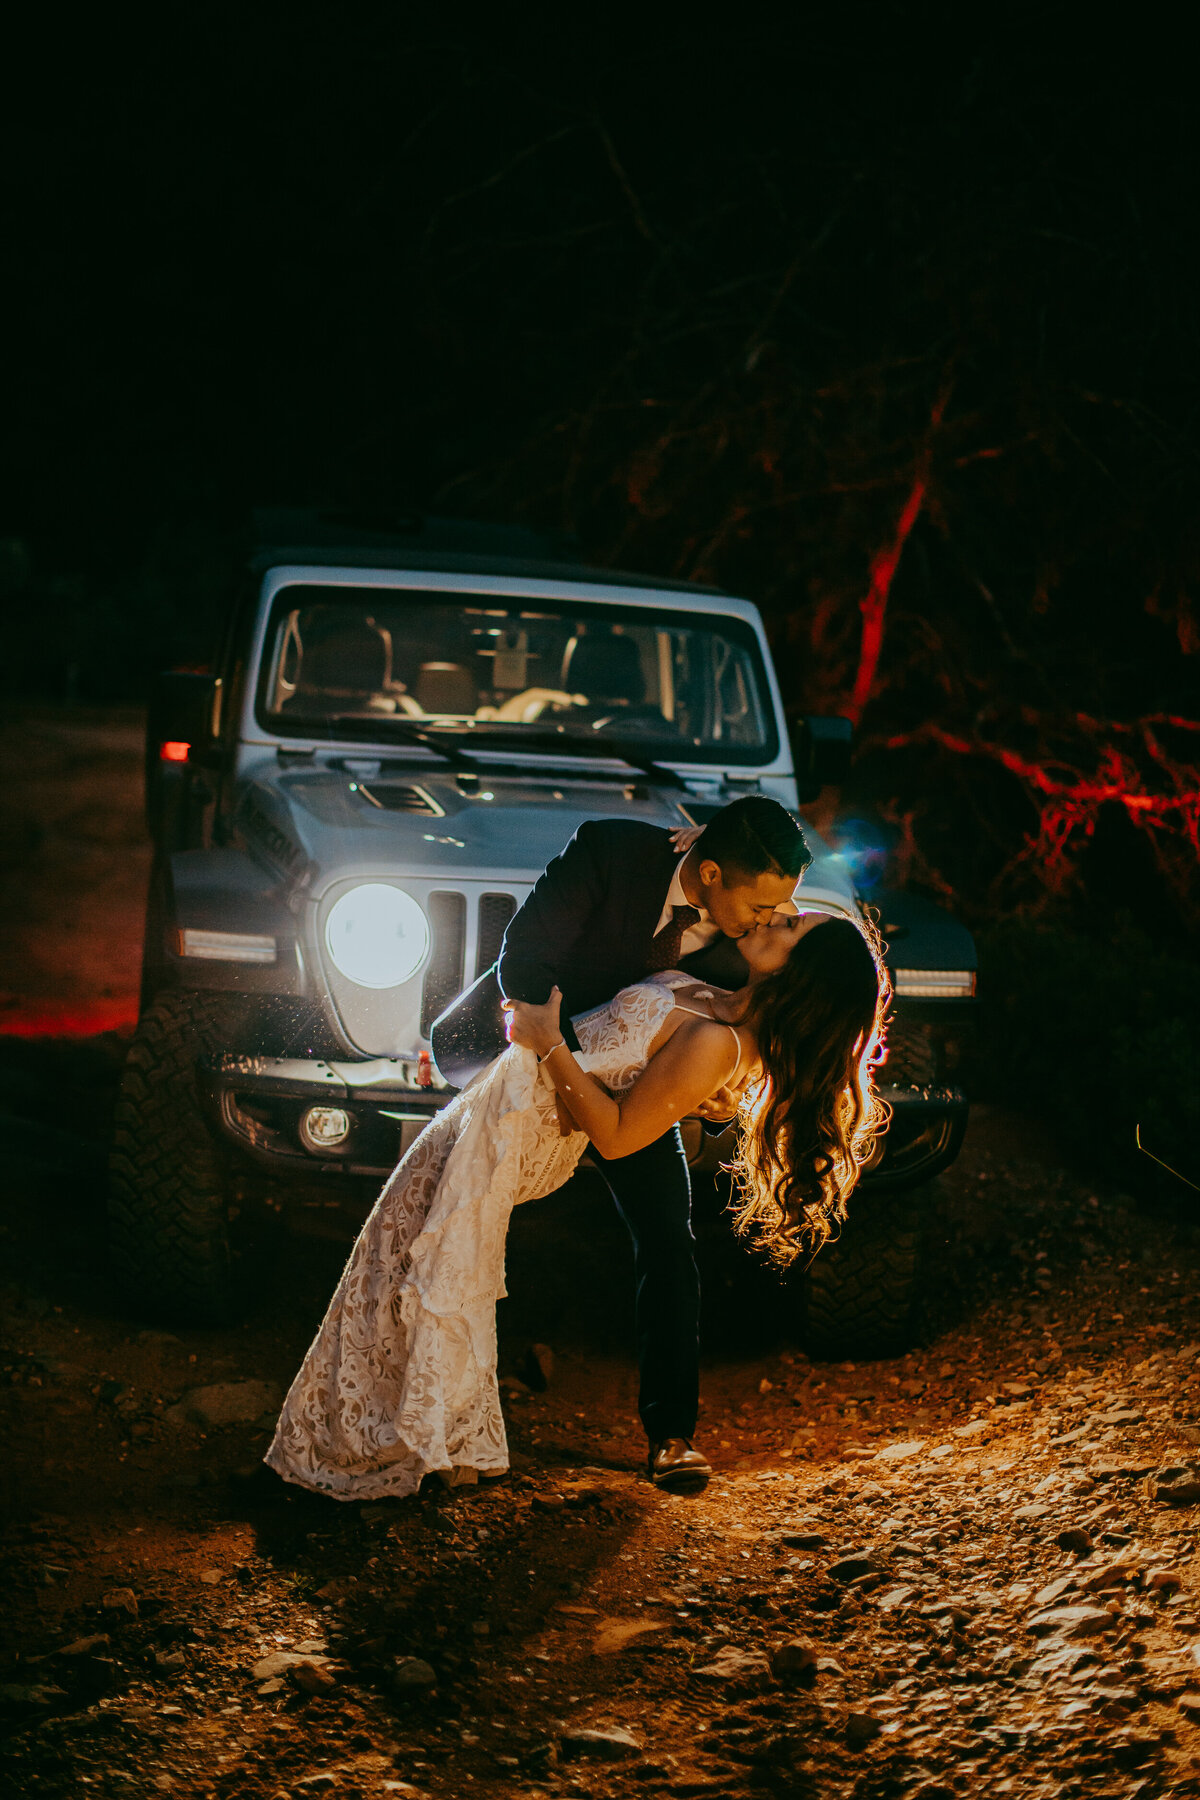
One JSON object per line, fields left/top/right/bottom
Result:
{"left": 505, "top": 988, "right": 738, "bottom": 1159}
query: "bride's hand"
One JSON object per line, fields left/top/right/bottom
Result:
{"left": 503, "top": 987, "right": 563, "bottom": 1057}
{"left": 690, "top": 1082, "right": 741, "bottom": 1125}
{"left": 668, "top": 825, "right": 703, "bottom": 853}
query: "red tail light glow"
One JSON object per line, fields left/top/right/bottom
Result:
{"left": 160, "top": 741, "right": 191, "bottom": 763}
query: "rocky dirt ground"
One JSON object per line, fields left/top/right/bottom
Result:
{"left": 1, "top": 706, "right": 1200, "bottom": 1800}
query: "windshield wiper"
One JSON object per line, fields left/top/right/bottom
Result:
{"left": 327, "top": 716, "right": 687, "bottom": 787}
{"left": 455, "top": 729, "right": 689, "bottom": 789}
{"left": 327, "top": 716, "right": 481, "bottom": 771}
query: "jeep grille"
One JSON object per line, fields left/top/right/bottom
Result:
{"left": 476, "top": 892, "right": 517, "bottom": 978}
{"left": 420, "top": 892, "right": 468, "bottom": 1035}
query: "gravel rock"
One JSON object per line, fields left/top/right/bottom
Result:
{"left": 1145, "top": 1459, "right": 1200, "bottom": 1505}
{"left": 0, "top": 1683, "right": 67, "bottom": 1707}
{"left": 1035, "top": 1577, "right": 1075, "bottom": 1607}
{"left": 828, "top": 1555, "right": 878, "bottom": 1583}
{"left": 846, "top": 1710, "right": 883, "bottom": 1747}
{"left": 1091, "top": 1455, "right": 1158, "bottom": 1478}
{"left": 1027, "top": 1604, "right": 1111, "bottom": 1640}
{"left": 1081, "top": 1561, "right": 1136, "bottom": 1592}
{"left": 559, "top": 1726, "right": 641, "bottom": 1760}
{"left": 877, "top": 1585, "right": 919, "bottom": 1611}
{"left": 251, "top": 1650, "right": 332, "bottom": 1681}
{"left": 770, "top": 1638, "right": 819, "bottom": 1682}
{"left": 101, "top": 1587, "right": 138, "bottom": 1617}
{"left": 693, "top": 1644, "right": 773, "bottom": 1689}
{"left": 532, "top": 1492, "right": 566, "bottom": 1512}
{"left": 391, "top": 1656, "right": 438, "bottom": 1693}
{"left": 1056, "top": 1527, "right": 1094, "bottom": 1554}
{"left": 521, "top": 1343, "right": 556, "bottom": 1391}
{"left": 53, "top": 1635, "right": 111, "bottom": 1657}
{"left": 291, "top": 1660, "right": 336, "bottom": 1694}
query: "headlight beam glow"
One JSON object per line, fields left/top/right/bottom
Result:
{"left": 324, "top": 884, "right": 431, "bottom": 990}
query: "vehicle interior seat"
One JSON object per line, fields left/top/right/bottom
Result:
{"left": 416, "top": 661, "right": 479, "bottom": 715}
{"left": 288, "top": 618, "right": 392, "bottom": 710}
{"left": 560, "top": 631, "right": 646, "bottom": 706}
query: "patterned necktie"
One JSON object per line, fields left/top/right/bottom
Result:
{"left": 646, "top": 903, "right": 702, "bottom": 972}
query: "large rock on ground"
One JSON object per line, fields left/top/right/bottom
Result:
{"left": 392, "top": 1656, "right": 438, "bottom": 1693}
{"left": 1026, "top": 1604, "right": 1111, "bottom": 1640}
{"left": 251, "top": 1650, "right": 332, "bottom": 1681}
{"left": 165, "top": 1380, "right": 282, "bottom": 1427}
{"left": 1146, "top": 1459, "right": 1200, "bottom": 1505}
{"left": 771, "top": 1638, "right": 819, "bottom": 1682}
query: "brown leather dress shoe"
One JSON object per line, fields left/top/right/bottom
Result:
{"left": 647, "top": 1437, "right": 712, "bottom": 1492}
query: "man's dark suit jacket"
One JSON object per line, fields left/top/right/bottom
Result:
{"left": 430, "top": 819, "right": 750, "bottom": 1088}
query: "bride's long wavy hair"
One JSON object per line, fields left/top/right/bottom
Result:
{"left": 727, "top": 912, "right": 891, "bottom": 1266}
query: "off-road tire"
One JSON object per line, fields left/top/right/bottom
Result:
{"left": 883, "top": 1015, "right": 940, "bottom": 1086}
{"left": 108, "top": 990, "right": 256, "bottom": 1325}
{"left": 802, "top": 1192, "right": 923, "bottom": 1360}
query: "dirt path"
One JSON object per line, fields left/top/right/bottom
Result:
{"left": 2, "top": 707, "right": 1199, "bottom": 1798}
{"left": 3, "top": 1104, "right": 1200, "bottom": 1800}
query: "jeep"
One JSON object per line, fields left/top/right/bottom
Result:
{"left": 110, "top": 516, "right": 975, "bottom": 1354}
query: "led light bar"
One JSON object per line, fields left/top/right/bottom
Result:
{"left": 177, "top": 929, "right": 277, "bottom": 964}
{"left": 893, "top": 969, "right": 976, "bottom": 999}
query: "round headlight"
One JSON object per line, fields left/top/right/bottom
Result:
{"left": 324, "top": 883, "right": 430, "bottom": 989}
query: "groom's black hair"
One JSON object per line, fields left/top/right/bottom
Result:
{"left": 695, "top": 795, "right": 811, "bottom": 884}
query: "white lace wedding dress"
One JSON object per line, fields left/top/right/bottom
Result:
{"left": 264, "top": 973, "right": 702, "bottom": 1501}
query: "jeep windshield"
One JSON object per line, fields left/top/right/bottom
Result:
{"left": 256, "top": 586, "right": 778, "bottom": 766}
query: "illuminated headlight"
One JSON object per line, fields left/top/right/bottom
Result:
{"left": 177, "top": 928, "right": 276, "bottom": 964}
{"left": 324, "top": 883, "right": 430, "bottom": 989}
{"left": 300, "top": 1106, "right": 351, "bottom": 1152}
{"left": 893, "top": 969, "right": 976, "bottom": 999}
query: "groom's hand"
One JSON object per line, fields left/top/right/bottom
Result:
{"left": 503, "top": 987, "right": 564, "bottom": 1058}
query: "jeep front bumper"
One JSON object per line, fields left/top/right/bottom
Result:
{"left": 200, "top": 1053, "right": 452, "bottom": 1178}
{"left": 202, "top": 1056, "right": 967, "bottom": 1194}
{"left": 680, "top": 1082, "right": 968, "bottom": 1190}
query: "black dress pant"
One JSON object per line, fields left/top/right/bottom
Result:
{"left": 589, "top": 1126, "right": 699, "bottom": 1445}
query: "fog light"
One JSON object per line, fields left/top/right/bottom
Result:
{"left": 300, "top": 1106, "right": 351, "bottom": 1152}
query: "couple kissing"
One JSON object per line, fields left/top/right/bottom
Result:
{"left": 265, "top": 796, "right": 889, "bottom": 1501}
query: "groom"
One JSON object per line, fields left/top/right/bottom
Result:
{"left": 431, "top": 795, "right": 811, "bottom": 1492}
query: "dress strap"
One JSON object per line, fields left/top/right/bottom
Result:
{"left": 672, "top": 999, "right": 744, "bottom": 1087}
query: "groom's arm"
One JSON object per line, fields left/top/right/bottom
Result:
{"left": 497, "top": 820, "right": 608, "bottom": 1003}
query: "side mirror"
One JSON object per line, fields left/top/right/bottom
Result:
{"left": 790, "top": 715, "right": 853, "bottom": 802}
{"left": 148, "top": 670, "right": 221, "bottom": 758}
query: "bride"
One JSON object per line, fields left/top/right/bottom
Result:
{"left": 265, "top": 911, "right": 889, "bottom": 1500}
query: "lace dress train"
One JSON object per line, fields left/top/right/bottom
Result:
{"left": 264, "top": 975, "right": 686, "bottom": 1500}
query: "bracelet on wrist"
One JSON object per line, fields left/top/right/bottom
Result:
{"left": 537, "top": 1039, "right": 567, "bottom": 1064}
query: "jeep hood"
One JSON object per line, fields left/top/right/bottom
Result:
{"left": 234, "top": 759, "right": 858, "bottom": 911}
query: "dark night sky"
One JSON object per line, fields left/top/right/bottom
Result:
{"left": 4, "top": 12, "right": 1196, "bottom": 563}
